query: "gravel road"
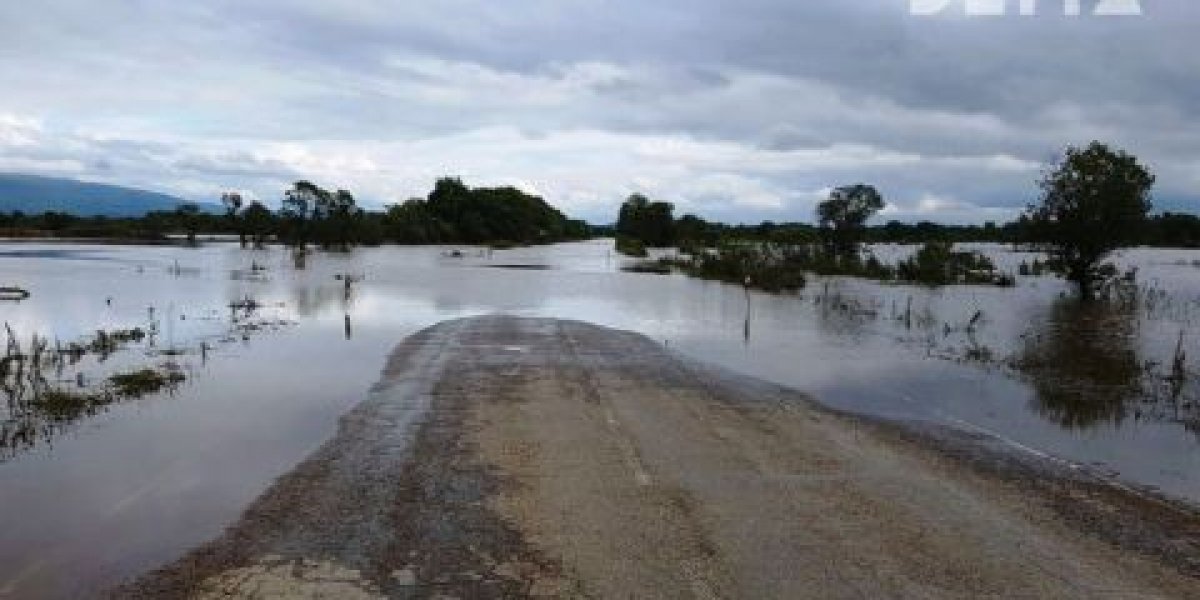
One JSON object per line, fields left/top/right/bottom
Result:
{"left": 117, "top": 316, "right": 1200, "bottom": 599}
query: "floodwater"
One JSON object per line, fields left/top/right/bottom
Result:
{"left": 0, "top": 239, "right": 1197, "bottom": 597}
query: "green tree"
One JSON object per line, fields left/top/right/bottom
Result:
{"left": 281, "top": 180, "right": 324, "bottom": 248}
{"left": 221, "top": 191, "right": 245, "bottom": 247}
{"left": 327, "top": 189, "right": 361, "bottom": 250}
{"left": 616, "top": 193, "right": 675, "bottom": 247}
{"left": 816, "top": 184, "right": 884, "bottom": 260}
{"left": 1026, "top": 142, "right": 1154, "bottom": 300}
{"left": 175, "top": 202, "right": 201, "bottom": 245}
{"left": 410, "top": 177, "right": 579, "bottom": 245}
{"left": 383, "top": 199, "right": 440, "bottom": 243}
{"left": 426, "top": 177, "right": 472, "bottom": 233}
{"left": 674, "top": 213, "right": 716, "bottom": 249}
{"left": 1149, "top": 213, "right": 1200, "bottom": 248}
{"left": 242, "top": 201, "right": 273, "bottom": 248}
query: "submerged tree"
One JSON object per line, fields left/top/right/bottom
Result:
{"left": 1026, "top": 142, "right": 1154, "bottom": 301}
{"left": 280, "top": 180, "right": 325, "bottom": 249}
{"left": 242, "top": 201, "right": 273, "bottom": 248}
{"left": 616, "top": 193, "right": 675, "bottom": 247}
{"left": 817, "top": 184, "right": 884, "bottom": 261}
{"left": 175, "top": 202, "right": 201, "bottom": 245}
{"left": 221, "top": 191, "right": 245, "bottom": 247}
{"left": 324, "top": 189, "right": 361, "bottom": 250}
{"left": 419, "top": 177, "right": 581, "bottom": 244}
{"left": 383, "top": 198, "right": 442, "bottom": 244}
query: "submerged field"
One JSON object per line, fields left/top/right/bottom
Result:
{"left": 0, "top": 238, "right": 1197, "bottom": 597}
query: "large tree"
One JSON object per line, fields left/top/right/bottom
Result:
{"left": 816, "top": 184, "right": 884, "bottom": 260}
{"left": 382, "top": 178, "right": 581, "bottom": 246}
{"left": 326, "top": 189, "right": 361, "bottom": 250}
{"left": 280, "top": 180, "right": 325, "bottom": 248}
{"left": 1026, "top": 141, "right": 1154, "bottom": 300}
{"left": 616, "top": 193, "right": 675, "bottom": 247}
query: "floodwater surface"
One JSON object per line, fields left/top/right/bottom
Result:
{"left": 0, "top": 239, "right": 1197, "bottom": 597}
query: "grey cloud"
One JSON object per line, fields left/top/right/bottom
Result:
{"left": 0, "top": 0, "right": 1195, "bottom": 223}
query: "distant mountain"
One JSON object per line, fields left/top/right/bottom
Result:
{"left": 0, "top": 173, "right": 211, "bottom": 217}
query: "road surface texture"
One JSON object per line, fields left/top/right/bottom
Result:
{"left": 119, "top": 316, "right": 1200, "bottom": 599}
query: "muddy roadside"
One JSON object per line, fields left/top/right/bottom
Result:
{"left": 116, "top": 316, "right": 1200, "bottom": 598}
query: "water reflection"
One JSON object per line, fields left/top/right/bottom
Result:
{"left": 811, "top": 280, "right": 884, "bottom": 340}
{"left": 1019, "top": 298, "right": 1143, "bottom": 429}
{"left": 291, "top": 285, "right": 346, "bottom": 317}
{"left": 743, "top": 288, "right": 751, "bottom": 345}
{"left": 292, "top": 247, "right": 307, "bottom": 270}
{"left": 0, "top": 240, "right": 1198, "bottom": 598}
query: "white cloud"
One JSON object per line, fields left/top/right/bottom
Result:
{"left": 880, "top": 192, "right": 1019, "bottom": 224}
{"left": 0, "top": 108, "right": 1062, "bottom": 224}
{"left": 0, "top": 114, "right": 43, "bottom": 147}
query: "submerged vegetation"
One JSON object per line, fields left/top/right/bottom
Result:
{"left": 620, "top": 185, "right": 1015, "bottom": 292}
{"left": 0, "top": 325, "right": 188, "bottom": 458}
{"left": 894, "top": 242, "right": 1014, "bottom": 287}
{"left": 603, "top": 144, "right": 1193, "bottom": 436}
{"left": 110, "top": 368, "right": 186, "bottom": 397}
{"left": 614, "top": 142, "right": 1181, "bottom": 299}
{"left": 26, "top": 388, "right": 113, "bottom": 423}
{"left": 621, "top": 260, "right": 672, "bottom": 275}
{"left": 615, "top": 235, "right": 648, "bottom": 257}
{"left": 666, "top": 245, "right": 808, "bottom": 292}
{"left": 659, "top": 239, "right": 1013, "bottom": 293}
{"left": 0, "top": 290, "right": 299, "bottom": 460}
{"left": 0, "top": 286, "right": 29, "bottom": 301}
{"left": 794, "top": 273, "right": 1197, "bottom": 434}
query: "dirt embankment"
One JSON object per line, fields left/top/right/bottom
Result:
{"left": 118, "top": 316, "right": 1200, "bottom": 599}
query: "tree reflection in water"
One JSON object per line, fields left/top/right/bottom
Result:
{"left": 1017, "top": 298, "right": 1144, "bottom": 430}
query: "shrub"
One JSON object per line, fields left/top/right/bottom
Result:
{"left": 896, "top": 242, "right": 1012, "bottom": 286}
{"left": 615, "top": 235, "right": 648, "bottom": 257}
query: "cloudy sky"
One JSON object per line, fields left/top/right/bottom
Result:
{"left": 0, "top": 0, "right": 1196, "bottom": 223}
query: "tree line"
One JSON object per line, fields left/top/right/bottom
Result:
{"left": 617, "top": 141, "right": 1190, "bottom": 299}
{"left": 617, "top": 201, "right": 1200, "bottom": 252}
{"left": 0, "top": 177, "right": 590, "bottom": 248}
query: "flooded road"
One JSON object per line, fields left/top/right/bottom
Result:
{"left": 0, "top": 239, "right": 1197, "bottom": 597}
{"left": 122, "top": 316, "right": 1200, "bottom": 599}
